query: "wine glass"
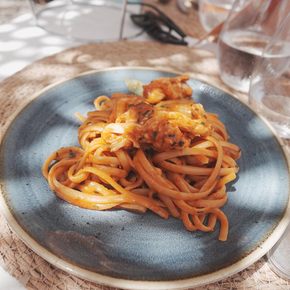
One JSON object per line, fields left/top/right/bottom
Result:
{"left": 198, "top": 0, "right": 236, "bottom": 32}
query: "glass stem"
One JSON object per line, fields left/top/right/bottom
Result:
{"left": 119, "top": 0, "right": 128, "bottom": 40}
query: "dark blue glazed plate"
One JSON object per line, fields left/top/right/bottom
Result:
{"left": 0, "top": 68, "right": 289, "bottom": 289}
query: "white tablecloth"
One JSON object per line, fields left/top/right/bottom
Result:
{"left": 1, "top": 13, "right": 81, "bottom": 81}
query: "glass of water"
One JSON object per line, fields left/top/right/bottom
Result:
{"left": 249, "top": 12, "right": 290, "bottom": 139}
{"left": 218, "top": 0, "right": 290, "bottom": 93}
{"left": 249, "top": 12, "right": 290, "bottom": 279}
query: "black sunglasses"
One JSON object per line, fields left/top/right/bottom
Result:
{"left": 128, "top": 1, "right": 188, "bottom": 45}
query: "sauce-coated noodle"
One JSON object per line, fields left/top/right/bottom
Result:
{"left": 42, "top": 75, "right": 240, "bottom": 241}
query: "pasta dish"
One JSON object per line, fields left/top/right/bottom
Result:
{"left": 42, "top": 75, "right": 241, "bottom": 241}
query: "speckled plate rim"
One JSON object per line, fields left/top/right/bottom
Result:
{"left": 0, "top": 67, "right": 289, "bottom": 290}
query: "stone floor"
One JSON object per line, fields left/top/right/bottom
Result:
{"left": 0, "top": 0, "right": 29, "bottom": 24}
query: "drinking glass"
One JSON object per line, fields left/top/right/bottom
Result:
{"left": 198, "top": 0, "right": 236, "bottom": 32}
{"left": 268, "top": 223, "right": 290, "bottom": 280}
{"left": 28, "top": 0, "right": 141, "bottom": 41}
{"left": 218, "top": 0, "right": 290, "bottom": 93}
{"left": 249, "top": 13, "right": 290, "bottom": 139}
{"left": 249, "top": 13, "right": 290, "bottom": 278}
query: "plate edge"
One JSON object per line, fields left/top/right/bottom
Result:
{"left": 0, "top": 67, "right": 289, "bottom": 290}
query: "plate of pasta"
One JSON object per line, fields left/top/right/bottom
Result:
{"left": 0, "top": 67, "right": 289, "bottom": 289}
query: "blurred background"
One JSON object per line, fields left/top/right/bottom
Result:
{"left": 0, "top": 0, "right": 29, "bottom": 24}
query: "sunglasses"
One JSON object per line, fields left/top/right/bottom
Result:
{"left": 128, "top": 1, "right": 188, "bottom": 45}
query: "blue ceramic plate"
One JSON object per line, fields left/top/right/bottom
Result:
{"left": 0, "top": 68, "right": 289, "bottom": 289}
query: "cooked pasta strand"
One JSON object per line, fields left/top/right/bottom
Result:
{"left": 43, "top": 75, "right": 240, "bottom": 241}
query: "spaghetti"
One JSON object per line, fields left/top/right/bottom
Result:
{"left": 42, "top": 75, "right": 241, "bottom": 241}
